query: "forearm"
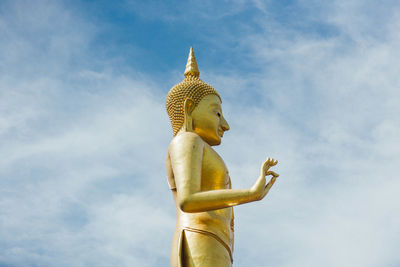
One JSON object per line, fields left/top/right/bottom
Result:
{"left": 179, "top": 188, "right": 256, "bottom": 213}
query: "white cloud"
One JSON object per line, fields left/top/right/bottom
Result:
{"left": 0, "top": 1, "right": 174, "bottom": 266}
{"left": 209, "top": 1, "right": 400, "bottom": 266}
{"left": 1, "top": 0, "right": 399, "bottom": 266}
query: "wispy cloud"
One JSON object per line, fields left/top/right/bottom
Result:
{"left": 210, "top": 1, "right": 400, "bottom": 266}
{"left": 1, "top": 1, "right": 174, "bottom": 266}
{"left": 1, "top": 0, "right": 399, "bottom": 266}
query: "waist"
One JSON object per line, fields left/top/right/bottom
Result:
{"left": 177, "top": 208, "right": 234, "bottom": 250}
{"left": 182, "top": 226, "right": 233, "bottom": 263}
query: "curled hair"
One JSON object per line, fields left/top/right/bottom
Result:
{"left": 166, "top": 76, "right": 220, "bottom": 135}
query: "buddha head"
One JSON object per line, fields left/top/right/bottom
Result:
{"left": 166, "top": 47, "right": 230, "bottom": 145}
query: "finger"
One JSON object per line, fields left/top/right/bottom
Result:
{"left": 263, "top": 158, "right": 274, "bottom": 168}
{"left": 260, "top": 188, "right": 268, "bottom": 199}
{"left": 265, "top": 170, "right": 279, "bottom": 177}
{"left": 264, "top": 158, "right": 278, "bottom": 168}
{"left": 263, "top": 158, "right": 270, "bottom": 166}
{"left": 268, "top": 176, "right": 277, "bottom": 185}
{"left": 265, "top": 178, "right": 276, "bottom": 189}
{"left": 262, "top": 182, "right": 274, "bottom": 198}
{"left": 262, "top": 162, "right": 269, "bottom": 173}
{"left": 265, "top": 171, "right": 279, "bottom": 177}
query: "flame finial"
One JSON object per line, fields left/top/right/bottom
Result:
{"left": 184, "top": 46, "right": 200, "bottom": 78}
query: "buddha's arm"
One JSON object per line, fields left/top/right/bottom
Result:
{"left": 169, "top": 132, "right": 266, "bottom": 213}
{"left": 178, "top": 188, "right": 255, "bottom": 213}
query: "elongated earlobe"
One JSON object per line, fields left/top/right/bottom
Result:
{"left": 183, "top": 98, "right": 195, "bottom": 132}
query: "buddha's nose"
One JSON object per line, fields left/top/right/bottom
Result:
{"left": 221, "top": 115, "right": 230, "bottom": 132}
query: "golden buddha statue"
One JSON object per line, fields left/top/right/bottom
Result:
{"left": 166, "top": 47, "right": 279, "bottom": 267}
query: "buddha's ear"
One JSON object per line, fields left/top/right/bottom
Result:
{"left": 184, "top": 98, "right": 195, "bottom": 115}
{"left": 183, "top": 98, "right": 195, "bottom": 132}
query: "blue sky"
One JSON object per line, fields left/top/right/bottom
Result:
{"left": 1, "top": 0, "right": 400, "bottom": 266}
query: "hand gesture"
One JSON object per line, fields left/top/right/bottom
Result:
{"left": 250, "top": 158, "right": 279, "bottom": 201}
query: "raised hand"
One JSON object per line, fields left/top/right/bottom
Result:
{"left": 250, "top": 158, "right": 279, "bottom": 201}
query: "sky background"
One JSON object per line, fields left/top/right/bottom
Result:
{"left": 1, "top": 0, "right": 399, "bottom": 266}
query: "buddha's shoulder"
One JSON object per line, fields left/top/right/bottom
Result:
{"left": 169, "top": 132, "right": 205, "bottom": 149}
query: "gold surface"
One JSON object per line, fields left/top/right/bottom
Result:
{"left": 166, "top": 47, "right": 279, "bottom": 267}
{"left": 166, "top": 47, "right": 220, "bottom": 136}
{"left": 184, "top": 46, "right": 200, "bottom": 78}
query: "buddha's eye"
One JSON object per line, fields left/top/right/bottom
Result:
{"left": 217, "top": 112, "right": 221, "bottom": 117}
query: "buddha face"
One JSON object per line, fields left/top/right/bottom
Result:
{"left": 190, "top": 94, "right": 230, "bottom": 146}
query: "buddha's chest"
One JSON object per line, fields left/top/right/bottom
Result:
{"left": 201, "top": 146, "right": 231, "bottom": 190}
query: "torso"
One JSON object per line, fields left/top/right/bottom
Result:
{"left": 166, "top": 135, "right": 234, "bottom": 252}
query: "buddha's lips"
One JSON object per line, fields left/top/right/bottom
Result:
{"left": 218, "top": 130, "right": 224, "bottom": 137}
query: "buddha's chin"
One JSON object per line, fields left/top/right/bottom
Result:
{"left": 209, "top": 137, "right": 222, "bottom": 146}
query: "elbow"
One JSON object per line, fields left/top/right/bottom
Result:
{"left": 179, "top": 197, "right": 196, "bottom": 213}
{"left": 179, "top": 197, "right": 190, "bottom": 212}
